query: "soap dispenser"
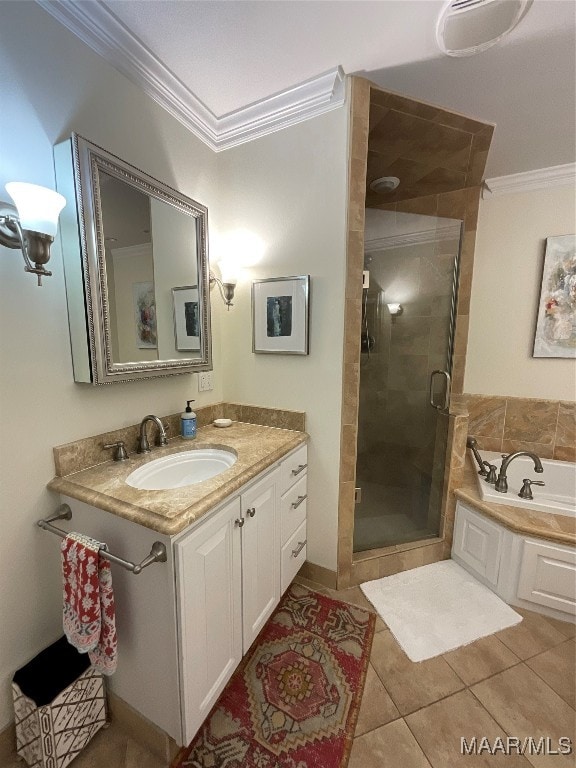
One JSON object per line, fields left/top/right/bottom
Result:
{"left": 180, "top": 400, "right": 197, "bottom": 440}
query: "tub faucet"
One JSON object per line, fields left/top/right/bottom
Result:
{"left": 137, "top": 415, "right": 168, "bottom": 453}
{"left": 467, "top": 437, "right": 488, "bottom": 476}
{"left": 494, "top": 451, "right": 544, "bottom": 493}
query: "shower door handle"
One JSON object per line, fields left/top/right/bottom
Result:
{"left": 429, "top": 370, "right": 451, "bottom": 411}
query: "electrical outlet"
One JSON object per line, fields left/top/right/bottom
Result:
{"left": 198, "top": 371, "right": 214, "bottom": 392}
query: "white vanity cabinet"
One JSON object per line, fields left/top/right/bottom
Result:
{"left": 240, "top": 469, "right": 281, "bottom": 650}
{"left": 175, "top": 495, "right": 243, "bottom": 744}
{"left": 278, "top": 443, "right": 308, "bottom": 592}
{"left": 176, "top": 467, "right": 282, "bottom": 741}
{"left": 58, "top": 443, "right": 307, "bottom": 747}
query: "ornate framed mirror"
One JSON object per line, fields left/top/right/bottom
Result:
{"left": 54, "top": 134, "right": 212, "bottom": 384}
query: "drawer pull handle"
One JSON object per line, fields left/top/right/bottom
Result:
{"left": 292, "top": 540, "right": 306, "bottom": 558}
{"left": 235, "top": 518, "right": 245, "bottom": 528}
{"left": 246, "top": 507, "right": 256, "bottom": 518}
{"left": 291, "top": 494, "right": 307, "bottom": 509}
{"left": 291, "top": 463, "right": 307, "bottom": 477}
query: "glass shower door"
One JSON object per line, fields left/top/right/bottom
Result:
{"left": 353, "top": 210, "right": 462, "bottom": 553}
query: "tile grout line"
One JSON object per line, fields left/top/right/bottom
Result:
{"left": 496, "top": 629, "right": 569, "bottom": 660}
{"left": 523, "top": 638, "right": 576, "bottom": 711}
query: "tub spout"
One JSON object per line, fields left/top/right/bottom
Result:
{"left": 495, "top": 451, "right": 544, "bottom": 494}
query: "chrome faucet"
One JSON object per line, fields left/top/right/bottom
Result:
{"left": 137, "top": 415, "right": 168, "bottom": 454}
{"left": 494, "top": 451, "right": 544, "bottom": 493}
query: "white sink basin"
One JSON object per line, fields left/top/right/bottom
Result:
{"left": 126, "top": 448, "right": 237, "bottom": 490}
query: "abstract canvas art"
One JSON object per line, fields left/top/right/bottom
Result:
{"left": 533, "top": 234, "right": 576, "bottom": 358}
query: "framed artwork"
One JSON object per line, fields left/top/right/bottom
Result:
{"left": 252, "top": 275, "right": 310, "bottom": 355}
{"left": 132, "top": 282, "right": 157, "bottom": 348}
{"left": 172, "top": 285, "right": 200, "bottom": 351}
{"left": 533, "top": 234, "right": 576, "bottom": 358}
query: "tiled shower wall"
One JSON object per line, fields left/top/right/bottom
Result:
{"left": 336, "top": 77, "right": 489, "bottom": 588}
{"left": 456, "top": 394, "right": 576, "bottom": 462}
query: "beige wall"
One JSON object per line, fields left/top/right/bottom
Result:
{"left": 0, "top": 2, "right": 223, "bottom": 731}
{"left": 466, "top": 184, "right": 576, "bottom": 400}
{"left": 217, "top": 109, "right": 349, "bottom": 572}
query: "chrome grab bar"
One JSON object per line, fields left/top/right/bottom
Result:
{"left": 429, "top": 370, "right": 451, "bottom": 411}
{"left": 37, "top": 504, "right": 167, "bottom": 575}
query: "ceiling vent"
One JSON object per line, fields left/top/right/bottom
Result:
{"left": 436, "top": 0, "right": 533, "bottom": 57}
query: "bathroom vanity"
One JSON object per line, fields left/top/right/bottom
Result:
{"left": 47, "top": 420, "right": 308, "bottom": 746}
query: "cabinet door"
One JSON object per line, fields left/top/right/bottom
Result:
{"left": 176, "top": 497, "right": 243, "bottom": 744}
{"left": 517, "top": 539, "right": 576, "bottom": 616}
{"left": 452, "top": 503, "right": 503, "bottom": 587}
{"left": 241, "top": 469, "right": 280, "bottom": 651}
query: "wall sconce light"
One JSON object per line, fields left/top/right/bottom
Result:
{"left": 210, "top": 260, "right": 238, "bottom": 311}
{"left": 0, "top": 183, "right": 66, "bottom": 285}
{"left": 387, "top": 302, "right": 403, "bottom": 316}
{"left": 209, "top": 230, "right": 265, "bottom": 311}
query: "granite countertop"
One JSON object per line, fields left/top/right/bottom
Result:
{"left": 455, "top": 458, "right": 575, "bottom": 546}
{"left": 48, "top": 422, "right": 308, "bottom": 536}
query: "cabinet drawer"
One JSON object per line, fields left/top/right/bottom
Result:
{"left": 281, "top": 475, "right": 307, "bottom": 545}
{"left": 280, "top": 444, "right": 308, "bottom": 495}
{"left": 517, "top": 540, "right": 576, "bottom": 616}
{"left": 452, "top": 503, "right": 503, "bottom": 587}
{"left": 281, "top": 520, "right": 307, "bottom": 593}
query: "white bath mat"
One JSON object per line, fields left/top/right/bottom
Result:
{"left": 360, "top": 560, "right": 522, "bottom": 662}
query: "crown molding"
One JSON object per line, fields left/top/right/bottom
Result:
{"left": 365, "top": 223, "right": 462, "bottom": 252}
{"left": 483, "top": 163, "right": 576, "bottom": 198}
{"left": 37, "top": 0, "right": 345, "bottom": 152}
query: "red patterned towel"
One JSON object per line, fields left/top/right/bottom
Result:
{"left": 61, "top": 532, "right": 117, "bottom": 675}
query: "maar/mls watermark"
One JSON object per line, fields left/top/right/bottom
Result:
{"left": 461, "top": 737, "right": 573, "bottom": 756}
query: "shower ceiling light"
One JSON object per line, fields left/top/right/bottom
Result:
{"left": 369, "top": 176, "right": 400, "bottom": 194}
{"left": 387, "top": 303, "right": 403, "bottom": 316}
{"left": 436, "top": 0, "right": 533, "bottom": 57}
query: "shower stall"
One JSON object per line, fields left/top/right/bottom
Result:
{"left": 353, "top": 209, "right": 463, "bottom": 553}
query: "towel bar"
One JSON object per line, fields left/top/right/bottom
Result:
{"left": 37, "top": 504, "right": 167, "bottom": 574}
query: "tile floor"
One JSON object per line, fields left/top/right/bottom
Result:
{"left": 3, "top": 579, "right": 574, "bottom": 767}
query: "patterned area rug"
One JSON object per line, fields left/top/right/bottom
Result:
{"left": 172, "top": 583, "right": 375, "bottom": 768}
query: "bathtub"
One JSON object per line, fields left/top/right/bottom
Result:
{"left": 474, "top": 451, "right": 576, "bottom": 518}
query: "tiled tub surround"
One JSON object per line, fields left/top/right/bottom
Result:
{"left": 49, "top": 415, "right": 307, "bottom": 536}
{"left": 458, "top": 394, "right": 576, "bottom": 462}
{"left": 337, "top": 76, "right": 491, "bottom": 588}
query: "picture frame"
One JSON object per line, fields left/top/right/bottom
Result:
{"left": 533, "top": 234, "right": 576, "bottom": 358}
{"left": 133, "top": 282, "right": 157, "bottom": 349}
{"left": 172, "top": 285, "right": 201, "bottom": 352}
{"left": 252, "top": 275, "right": 310, "bottom": 355}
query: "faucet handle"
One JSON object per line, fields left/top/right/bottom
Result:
{"left": 518, "top": 478, "right": 545, "bottom": 500}
{"left": 103, "top": 441, "right": 129, "bottom": 461}
{"left": 483, "top": 462, "right": 498, "bottom": 484}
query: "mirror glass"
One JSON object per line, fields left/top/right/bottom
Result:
{"left": 54, "top": 134, "right": 212, "bottom": 384}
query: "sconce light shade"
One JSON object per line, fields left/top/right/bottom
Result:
{"left": 0, "top": 182, "right": 66, "bottom": 285}
{"left": 387, "top": 302, "right": 403, "bottom": 316}
{"left": 6, "top": 182, "right": 65, "bottom": 237}
{"left": 217, "top": 259, "right": 239, "bottom": 287}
